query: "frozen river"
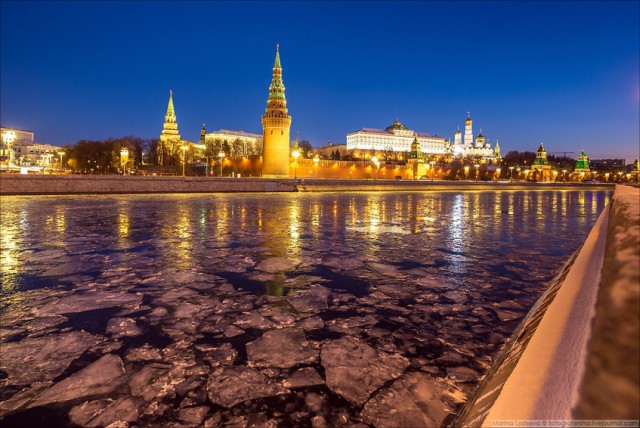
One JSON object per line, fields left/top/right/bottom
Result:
{"left": 0, "top": 190, "right": 611, "bottom": 427}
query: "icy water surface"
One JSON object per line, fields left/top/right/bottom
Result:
{"left": 0, "top": 190, "right": 610, "bottom": 427}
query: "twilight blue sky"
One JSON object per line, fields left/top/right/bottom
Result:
{"left": 1, "top": 1, "right": 639, "bottom": 162}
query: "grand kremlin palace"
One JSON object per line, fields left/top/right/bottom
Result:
{"left": 347, "top": 120, "right": 447, "bottom": 156}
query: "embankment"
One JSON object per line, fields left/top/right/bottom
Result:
{"left": 0, "top": 174, "right": 614, "bottom": 195}
{"left": 453, "top": 185, "right": 639, "bottom": 426}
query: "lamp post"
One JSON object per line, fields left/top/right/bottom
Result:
{"left": 371, "top": 156, "right": 379, "bottom": 180}
{"left": 313, "top": 155, "right": 319, "bottom": 178}
{"left": 430, "top": 161, "right": 435, "bottom": 181}
{"left": 181, "top": 145, "right": 188, "bottom": 176}
{"left": 562, "top": 169, "right": 567, "bottom": 182}
{"left": 120, "top": 148, "right": 129, "bottom": 175}
{"left": 509, "top": 166, "right": 514, "bottom": 183}
{"left": 59, "top": 151, "right": 66, "bottom": 173}
{"left": 464, "top": 165, "right": 470, "bottom": 181}
{"left": 524, "top": 169, "right": 530, "bottom": 182}
{"left": 553, "top": 170, "right": 558, "bottom": 182}
{"left": 218, "top": 151, "right": 225, "bottom": 177}
{"left": 496, "top": 168, "right": 501, "bottom": 181}
{"left": 292, "top": 149, "right": 300, "bottom": 181}
{"left": 2, "top": 130, "right": 16, "bottom": 166}
{"left": 474, "top": 164, "right": 480, "bottom": 182}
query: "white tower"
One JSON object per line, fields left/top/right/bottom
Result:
{"left": 464, "top": 112, "right": 473, "bottom": 148}
{"left": 454, "top": 127, "right": 462, "bottom": 146}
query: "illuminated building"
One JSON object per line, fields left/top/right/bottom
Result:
{"left": 574, "top": 150, "right": 591, "bottom": 173}
{"left": 406, "top": 136, "right": 427, "bottom": 180}
{"left": 451, "top": 113, "right": 499, "bottom": 163}
{"left": 346, "top": 119, "right": 447, "bottom": 156}
{"left": 205, "top": 129, "right": 263, "bottom": 156}
{"left": 261, "top": 44, "right": 292, "bottom": 178}
{"left": 1, "top": 126, "right": 60, "bottom": 168}
{"left": 158, "top": 90, "right": 182, "bottom": 165}
{"left": 0, "top": 126, "right": 34, "bottom": 143}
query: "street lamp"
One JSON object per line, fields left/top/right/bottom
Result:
{"left": 313, "top": 155, "right": 319, "bottom": 177}
{"left": 464, "top": 165, "right": 470, "bottom": 181}
{"left": 120, "top": 148, "right": 129, "bottom": 175}
{"left": 59, "top": 151, "right": 66, "bottom": 173}
{"left": 496, "top": 168, "right": 501, "bottom": 181}
{"left": 553, "top": 170, "right": 558, "bottom": 182}
{"left": 371, "top": 156, "right": 379, "bottom": 180}
{"left": 474, "top": 164, "right": 480, "bottom": 182}
{"left": 562, "top": 169, "right": 567, "bottom": 182}
{"left": 430, "top": 161, "right": 435, "bottom": 181}
{"left": 218, "top": 151, "right": 225, "bottom": 177}
{"left": 2, "top": 130, "right": 16, "bottom": 166}
{"left": 292, "top": 149, "right": 300, "bottom": 181}
{"left": 181, "top": 145, "right": 188, "bottom": 176}
{"left": 524, "top": 169, "right": 530, "bottom": 182}
{"left": 509, "top": 166, "right": 514, "bottom": 183}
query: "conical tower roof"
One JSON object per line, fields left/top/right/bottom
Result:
{"left": 268, "top": 44, "right": 286, "bottom": 102}
{"left": 165, "top": 90, "right": 176, "bottom": 123}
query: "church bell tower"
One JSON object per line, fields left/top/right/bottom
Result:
{"left": 261, "top": 44, "right": 292, "bottom": 178}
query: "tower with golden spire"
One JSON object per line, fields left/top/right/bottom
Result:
{"left": 159, "top": 90, "right": 181, "bottom": 165}
{"left": 261, "top": 44, "right": 292, "bottom": 178}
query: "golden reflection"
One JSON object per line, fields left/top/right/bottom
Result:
{"left": 286, "top": 198, "right": 302, "bottom": 258}
{"left": 1, "top": 218, "right": 19, "bottom": 292}
{"left": 117, "top": 204, "right": 130, "bottom": 243}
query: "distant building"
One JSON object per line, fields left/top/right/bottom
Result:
{"left": 451, "top": 113, "right": 500, "bottom": 163}
{"left": 531, "top": 143, "right": 553, "bottom": 181}
{"left": 205, "top": 129, "right": 263, "bottom": 156}
{"left": 406, "top": 136, "right": 427, "bottom": 180}
{"left": 346, "top": 119, "right": 447, "bottom": 157}
{"left": 0, "top": 126, "right": 34, "bottom": 143}
{"left": 590, "top": 159, "right": 625, "bottom": 170}
{"left": 13, "top": 141, "right": 62, "bottom": 166}
{"left": 574, "top": 150, "right": 591, "bottom": 173}
{"left": 1, "top": 126, "right": 60, "bottom": 167}
{"left": 317, "top": 142, "right": 348, "bottom": 159}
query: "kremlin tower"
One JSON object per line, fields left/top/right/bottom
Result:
{"left": 159, "top": 90, "right": 181, "bottom": 166}
{"left": 261, "top": 44, "right": 292, "bottom": 178}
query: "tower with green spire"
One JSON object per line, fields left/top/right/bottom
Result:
{"left": 159, "top": 90, "right": 181, "bottom": 165}
{"left": 574, "top": 150, "right": 591, "bottom": 173}
{"left": 261, "top": 44, "right": 292, "bottom": 178}
{"left": 407, "top": 135, "right": 426, "bottom": 180}
{"left": 531, "top": 143, "right": 552, "bottom": 182}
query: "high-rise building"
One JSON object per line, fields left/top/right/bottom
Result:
{"left": 261, "top": 44, "right": 292, "bottom": 178}
{"left": 158, "top": 90, "right": 181, "bottom": 165}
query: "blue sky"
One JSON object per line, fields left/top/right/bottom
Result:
{"left": 1, "top": 1, "right": 638, "bottom": 162}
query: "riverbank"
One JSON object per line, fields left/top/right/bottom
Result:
{"left": 0, "top": 174, "right": 614, "bottom": 195}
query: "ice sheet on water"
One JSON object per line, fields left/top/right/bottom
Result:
{"left": 69, "top": 397, "right": 138, "bottom": 428}
{"left": 0, "top": 330, "right": 101, "bottom": 385}
{"left": 29, "top": 354, "right": 126, "bottom": 408}
{"left": 34, "top": 290, "right": 142, "bottom": 316}
{"left": 247, "top": 328, "right": 318, "bottom": 368}
{"left": 360, "top": 372, "right": 452, "bottom": 428}
{"left": 282, "top": 367, "right": 324, "bottom": 389}
{"left": 207, "top": 365, "right": 288, "bottom": 408}
{"left": 256, "top": 257, "right": 300, "bottom": 273}
{"left": 106, "top": 317, "right": 142, "bottom": 338}
{"left": 321, "top": 336, "right": 409, "bottom": 406}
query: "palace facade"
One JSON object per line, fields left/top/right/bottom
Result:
{"left": 346, "top": 119, "right": 447, "bottom": 157}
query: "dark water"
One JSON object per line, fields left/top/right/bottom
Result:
{"left": 0, "top": 190, "right": 611, "bottom": 427}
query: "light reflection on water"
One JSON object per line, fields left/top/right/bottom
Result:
{"left": 0, "top": 190, "right": 611, "bottom": 298}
